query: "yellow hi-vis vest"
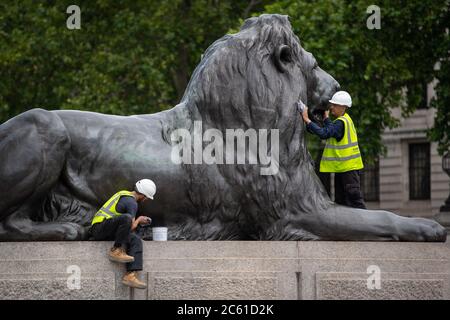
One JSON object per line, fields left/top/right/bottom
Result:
{"left": 91, "top": 190, "right": 134, "bottom": 226}
{"left": 320, "top": 113, "right": 364, "bottom": 173}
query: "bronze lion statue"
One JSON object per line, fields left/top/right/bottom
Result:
{"left": 0, "top": 14, "right": 446, "bottom": 241}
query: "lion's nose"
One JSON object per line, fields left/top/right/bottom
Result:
{"left": 334, "top": 82, "right": 341, "bottom": 92}
{"left": 321, "top": 78, "right": 340, "bottom": 107}
{"left": 323, "top": 73, "right": 340, "bottom": 96}
{"left": 325, "top": 80, "right": 340, "bottom": 106}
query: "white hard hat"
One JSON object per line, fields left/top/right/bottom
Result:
{"left": 135, "top": 179, "right": 156, "bottom": 199}
{"left": 329, "top": 91, "right": 352, "bottom": 108}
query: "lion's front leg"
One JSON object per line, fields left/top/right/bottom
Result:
{"left": 303, "top": 205, "right": 447, "bottom": 242}
{"left": 389, "top": 215, "right": 447, "bottom": 242}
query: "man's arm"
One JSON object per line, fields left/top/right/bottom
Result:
{"left": 306, "top": 118, "right": 344, "bottom": 140}
{"left": 301, "top": 107, "right": 344, "bottom": 141}
{"left": 132, "top": 216, "right": 151, "bottom": 231}
{"left": 116, "top": 196, "right": 150, "bottom": 231}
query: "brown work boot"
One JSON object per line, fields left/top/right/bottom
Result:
{"left": 122, "top": 271, "right": 147, "bottom": 289}
{"left": 108, "top": 246, "right": 134, "bottom": 263}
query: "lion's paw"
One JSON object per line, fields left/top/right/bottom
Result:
{"left": 50, "top": 222, "right": 86, "bottom": 241}
{"left": 412, "top": 218, "right": 447, "bottom": 242}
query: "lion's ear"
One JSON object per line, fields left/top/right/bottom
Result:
{"left": 273, "top": 45, "right": 293, "bottom": 73}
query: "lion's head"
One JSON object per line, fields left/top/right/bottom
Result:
{"left": 167, "top": 14, "right": 338, "bottom": 239}
{"left": 181, "top": 14, "right": 339, "bottom": 130}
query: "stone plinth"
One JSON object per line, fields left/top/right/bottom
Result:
{"left": 0, "top": 241, "right": 448, "bottom": 300}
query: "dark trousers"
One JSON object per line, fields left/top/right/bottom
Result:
{"left": 90, "top": 214, "right": 143, "bottom": 271}
{"left": 335, "top": 170, "right": 366, "bottom": 209}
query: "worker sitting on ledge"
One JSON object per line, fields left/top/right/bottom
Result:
{"left": 89, "top": 179, "right": 156, "bottom": 289}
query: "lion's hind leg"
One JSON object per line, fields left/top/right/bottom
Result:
{"left": 0, "top": 205, "right": 86, "bottom": 241}
{"left": 0, "top": 108, "right": 74, "bottom": 240}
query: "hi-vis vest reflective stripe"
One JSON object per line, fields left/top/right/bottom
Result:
{"left": 91, "top": 190, "right": 134, "bottom": 226}
{"left": 320, "top": 113, "right": 364, "bottom": 173}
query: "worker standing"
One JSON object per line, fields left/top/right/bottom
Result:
{"left": 89, "top": 179, "right": 156, "bottom": 289}
{"left": 300, "top": 91, "right": 366, "bottom": 209}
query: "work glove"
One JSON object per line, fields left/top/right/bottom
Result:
{"left": 296, "top": 100, "right": 306, "bottom": 113}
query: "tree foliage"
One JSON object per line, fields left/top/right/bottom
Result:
{"left": 0, "top": 0, "right": 448, "bottom": 159}
{"left": 0, "top": 0, "right": 271, "bottom": 121}
{"left": 429, "top": 37, "right": 450, "bottom": 156}
{"left": 264, "top": 0, "right": 449, "bottom": 162}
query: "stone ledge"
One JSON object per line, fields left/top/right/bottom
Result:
{"left": 0, "top": 241, "right": 448, "bottom": 300}
{"left": 0, "top": 272, "right": 116, "bottom": 300}
{"left": 315, "top": 272, "right": 449, "bottom": 300}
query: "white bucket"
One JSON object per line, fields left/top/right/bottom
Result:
{"left": 152, "top": 227, "right": 168, "bottom": 241}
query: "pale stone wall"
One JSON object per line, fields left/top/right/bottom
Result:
{"left": 0, "top": 241, "right": 448, "bottom": 300}
{"left": 368, "top": 107, "right": 450, "bottom": 217}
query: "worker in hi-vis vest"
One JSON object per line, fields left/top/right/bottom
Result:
{"left": 89, "top": 179, "right": 156, "bottom": 289}
{"left": 300, "top": 91, "right": 366, "bottom": 209}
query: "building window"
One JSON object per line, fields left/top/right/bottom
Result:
{"left": 409, "top": 143, "right": 430, "bottom": 200}
{"left": 361, "top": 160, "right": 379, "bottom": 201}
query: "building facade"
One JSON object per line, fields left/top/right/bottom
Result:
{"left": 313, "top": 83, "right": 449, "bottom": 219}
{"left": 362, "top": 107, "right": 450, "bottom": 218}
{"left": 319, "top": 83, "right": 450, "bottom": 218}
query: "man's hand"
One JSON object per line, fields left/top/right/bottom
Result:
{"left": 137, "top": 216, "right": 152, "bottom": 225}
{"left": 324, "top": 110, "right": 329, "bottom": 119}
{"left": 301, "top": 107, "right": 311, "bottom": 124}
{"left": 297, "top": 100, "right": 311, "bottom": 124}
{"left": 131, "top": 216, "right": 152, "bottom": 231}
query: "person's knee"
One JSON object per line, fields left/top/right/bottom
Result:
{"left": 118, "top": 214, "right": 133, "bottom": 226}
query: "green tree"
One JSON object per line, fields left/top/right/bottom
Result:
{"left": 0, "top": 0, "right": 273, "bottom": 122}
{"left": 2, "top": 1, "right": 448, "bottom": 159}
{"left": 264, "top": 0, "right": 449, "bottom": 163}
{"left": 429, "top": 38, "right": 450, "bottom": 156}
